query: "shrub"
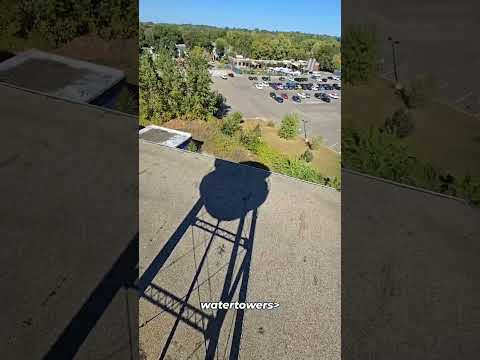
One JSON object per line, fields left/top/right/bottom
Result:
{"left": 221, "top": 112, "right": 242, "bottom": 136}
{"left": 309, "top": 136, "right": 323, "bottom": 150}
{"left": 278, "top": 113, "right": 300, "bottom": 140}
{"left": 382, "top": 108, "right": 414, "bottom": 138}
{"left": 186, "top": 141, "right": 198, "bottom": 152}
{"left": 300, "top": 150, "right": 314, "bottom": 163}
{"left": 400, "top": 74, "right": 436, "bottom": 109}
{"left": 240, "top": 125, "right": 262, "bottom": 152}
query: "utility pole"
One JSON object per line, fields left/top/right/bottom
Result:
{"left": 302, "top": 119, "right": 308, "bottom": 142}
{"left": 387, "top": 36, "right": 400, "bottom": 83}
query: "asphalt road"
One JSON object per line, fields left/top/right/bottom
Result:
{"left": 212, "top": 74, "right": 341, "bottom": 153}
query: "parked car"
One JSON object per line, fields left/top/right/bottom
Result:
{"left": 280, "top": 93, "right": 288, "bottom": 99}
{"left": 322, "top": 78, "right": 328, "bottom": 82}
{"left": 262, "top": 76, "right": 270, "bottom": 81}
{"left": 292, "top": 95, "right": 301, "bottom": 103}
{"left": 328, "top": 76, "right": 334, "bottom": 80}
{"left": 228, "top": 73, "right": 234, "bottom": 77}
{"left": 274, "top": 96, "right": 284, "bottom": 103}
{"left": 324, "top": 84, "right": 333, "bottom": 90}
{"left": 255, "top": 83, "right": 263, "bottom": 89}
{"left": 252, "top": 76, "right": 258, "bottom": 80}
{"left": 333, "top": 83, "right": 341, "bottom": 90}
{"left": 305, "top": 93, "right": 311, "bottom": 98}
{"left": 328, "top": 92, "right": 340, "bottom": 99}
{"left": 248, "top": 76, "right": 254, "bottom": 80}
{"left": 279, "top": 76, "right": 285, "bottom": 81}
{"left": 270, "top": 92, "right": 276, "bottom": 98}
{"left": 297, "top": 92, "right": 307, "bottom": 99}
{"left": 320, "top": 93, "right": 331, "bottom": 102}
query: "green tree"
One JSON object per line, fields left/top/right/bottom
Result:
{"left": 215, "top": 37, "right": 227, "bottom": 58}
{"left": 312, "top": 41, "right": 338, "bottom": 72}
{"left": 183, "top": 47, "right": 218, "bottom": 119}
{"left": 278, "top": 113, "right": 300, "bottom": 140}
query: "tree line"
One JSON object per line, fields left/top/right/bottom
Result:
{"left": 1, "top": 0, "right": 138, "bottom": 50}
{"left": 140, "top": 22, "right": 341, "bottom": 71}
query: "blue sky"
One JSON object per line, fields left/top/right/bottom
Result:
{"left": 140, "top": 0, "right": 341, "bottom": 37}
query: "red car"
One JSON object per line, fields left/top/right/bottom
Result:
{"left": 280, "top": 93, "right": 288, "bottom": 99}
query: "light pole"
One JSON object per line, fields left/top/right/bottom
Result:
{"left": 387, "top": 36, "right": 400, "bottom": 83}
{"left": 302, "top": 119, "right": 308, "bottom": 142}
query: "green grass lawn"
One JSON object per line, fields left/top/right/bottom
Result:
{"left": 259, "top": 124, "right": 341, "bottom": 179}
{"left": 343, "top": 77, "right": 480, "bottom": 177}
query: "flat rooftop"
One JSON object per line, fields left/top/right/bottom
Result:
{"left": 139, "top": 125, "right": 191, "bottom": 148}
{"left": 139, "top": 142, "right": 341, "bottom": 359}
{"left": 0, "top": 49, "right": 125, "bottom": 103}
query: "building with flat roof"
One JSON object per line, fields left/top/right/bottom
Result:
{"left": 229, "top": 56, "right": 308, "bottom": 74}
{"left": 139, "top": 125, "right": 192, "bottom": 149}
{"left": 0, "top": 49, "right": 125, "bottom": 104}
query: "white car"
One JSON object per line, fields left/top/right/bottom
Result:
{"left": 255, "top": 83, "right": 263, "bottom": 89}
{"left": 221, "top": 74, "right": 228, "bottom": 79}
{"left": 328, "top": 93, "right": 340, "bottom": 99}
{"left": 261, "top": 81, "right": 269, "bottom": 87}
{"left": 297, "top": 92, "right": 307, "bottom": 99}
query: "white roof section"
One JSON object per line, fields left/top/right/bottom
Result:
{"left": 139, "top": 125, "right": 192, "bottom": 148}
{"left": 0, "top": 49, "right": 125, "bottom": 103}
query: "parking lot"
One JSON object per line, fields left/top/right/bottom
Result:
{"left": 212, "top": 73, "right": 341, "bottom": 152}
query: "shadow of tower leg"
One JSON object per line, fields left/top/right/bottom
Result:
{"left": 136, "top": 198, "right": 204, "bottom": 294}
{"left": 159, "top": 219, "right": 220, "bottom": 360}
{"left": 228, "top": 207, "right": 258, "bottom": 360}
{"left": 204, "top": 207, "right": 257, "bottom": 360}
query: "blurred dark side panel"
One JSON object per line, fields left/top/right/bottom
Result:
{"left": 0, "top": 1, "right": 139, "bottom": 359}
{"left": 342, "top": 1, "right": 480, "bottom": 359}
